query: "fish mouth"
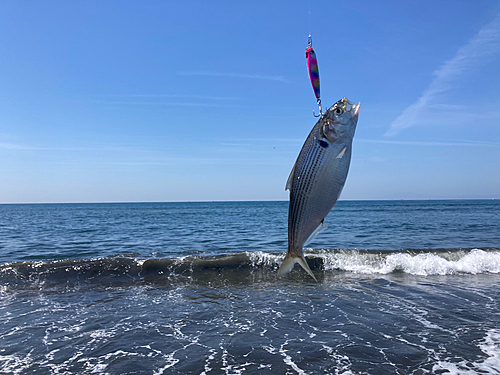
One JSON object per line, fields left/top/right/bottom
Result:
{"left": 352, "top": 102, "right": 360, "bottom": 117}
{"left": 343, "top": 99, "right": 360, "bottom": 117}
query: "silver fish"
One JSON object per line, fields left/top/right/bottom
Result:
{"left": 278, "top": 97, "right": 360, "bottom": 281}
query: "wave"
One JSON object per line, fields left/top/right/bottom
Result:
{"left": 1, "top": 248, "right": 500, "bottom": 289}
{"left": 319, "top": 248, "right": 500, "bottom": 275}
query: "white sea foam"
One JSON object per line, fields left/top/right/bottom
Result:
{"left": 0, "top": 354, "right": 33, "bottom": 375}
{"left": 432, "top": 329, "right": 500, "bottom": 374}
{"left": 279, "top": 340, "right": 306, "bottom": 375}
{"left": 246, "top": 248, "right": 500, "bottom": 276}
{"left": 321, "top": 249, "right": 500, "bottom": 276}
{"left": 247, "top": 251, "right": 282, "bottom": 268}
{"left": 477, "top": 329, "right": 500, "bottom": 374}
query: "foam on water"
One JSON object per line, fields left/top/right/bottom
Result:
{"left": 319, "top": 248, "right": 500, "bottom": 275}
{"left": 478, "top": 329, "right": 500, "bottom": 374}
{"left": 2, "top": 270, "right": 500, "bottom": 374}
{"left": 432, "top": 329, "right": 500, "bottom": 374}
{"left": 246, "top": 250, "right": 282, "bottom": 268}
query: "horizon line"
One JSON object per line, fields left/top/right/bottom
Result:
{"left": 1, "top": 198, "right": 497, "bottom": 205}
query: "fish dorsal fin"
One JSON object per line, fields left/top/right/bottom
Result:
{"left": 285, "top": 161, "right": 297, "bottom": 191}
{"left": 336, "top": 145, "right": 347, "bottom": 159}
{"left": 304, "top": 220, "right": 328, "bottom": 246}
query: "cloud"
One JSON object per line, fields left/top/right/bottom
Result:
{"left": 93, "top": 94, "right": 240, "bottom": 109}
{"left": 93, "top": 101, "right": 234, "bottom": 108}
{"left": 100, "top": 94, "right": 239, "bottom": 101}
{"left": 177, "top": 71, "right": 288, "bottom": 83}
{"left": 358, "top": 138, "right": 500, "bottom": 147}
{"left": 0, "top": 142, "right": 41, "bottom": 150}
{"left": 386, "top": 12, "right": 500, "bottom": 136}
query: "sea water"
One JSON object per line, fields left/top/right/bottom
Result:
{"left": 1, "top": 200, "right": 500, "bottom": 374}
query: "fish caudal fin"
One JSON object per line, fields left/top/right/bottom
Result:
{"left": 277, "top": 253, "right": 317, "bottom": 281}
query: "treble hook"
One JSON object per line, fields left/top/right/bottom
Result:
{"left": 313, "top": 98, "right": 323, "bottom": 117}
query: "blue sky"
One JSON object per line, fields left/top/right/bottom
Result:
{"left": 1, "top": 0, "right": 499, "bottom": 203}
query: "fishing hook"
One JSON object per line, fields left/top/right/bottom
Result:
{"left": 313, "top": 98, "right": 323, "bottom": 117}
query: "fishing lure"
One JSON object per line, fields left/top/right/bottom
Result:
{"left": 306, "top": 35, "right": 322, "bottom": 116}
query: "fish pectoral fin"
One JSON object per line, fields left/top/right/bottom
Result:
{"left": 304, "top": 220, "right": 328, "bottom": 246}
{"left": 285, "top": 161, "right": 297, "bottom": 191}
{"left": 336, "top": 145, "right": 347, "bottom": 159}
{"left": 277, "top": 252, "right": 317, "bottom": 281}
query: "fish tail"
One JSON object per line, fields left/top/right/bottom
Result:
{"left": 277, "top": 252, "right": 317, "bottom": 281}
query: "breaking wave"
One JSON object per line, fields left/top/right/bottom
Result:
{"left": 319, "top": 248, "right": 500, "bottom": 275}
{"left": 1, "top": 248, "right": 500, "bottom": 289}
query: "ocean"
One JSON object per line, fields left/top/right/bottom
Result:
{"left": 1, "top": 200, "right": 500, "bottom": 374}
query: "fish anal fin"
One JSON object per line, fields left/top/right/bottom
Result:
{"left": 304, "top": 220, "right": 328, "bottom": 246}
{"left": 336, "top": 145, "right": 347, "bottom": 159}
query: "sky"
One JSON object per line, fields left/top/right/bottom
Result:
{"left": 1, "top": 0, "right": 499, "bottom": 203}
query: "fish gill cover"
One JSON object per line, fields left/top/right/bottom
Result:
{"left": 1, "top": 248, "right": 500, "bottom": 290}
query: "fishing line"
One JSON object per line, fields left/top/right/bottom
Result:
{"left": 306, "top": 0, "right": 322, "bottom": 116}
{"left": 308, "top": 0, "right": 311, "bottom": 36}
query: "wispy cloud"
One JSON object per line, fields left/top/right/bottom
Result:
{"left": 177, "top": 71, "right": 288, "bottom": 83}
{"left": 93, "top": 101, "right": 235, "bottom": 108}
{"left": 0, "top": 142, "right": 41, "bottom": 150}
{"left": 94, "top": 93, "right": 240, "bottom": 109}
{"left": 358, "top": 138, "right": 500, "bottom": 147}
{"left": 100, "top": 94, "right": 239, "bottom": 101}
{"left": 386, "top": 12, "right": 500, "bottom": 136}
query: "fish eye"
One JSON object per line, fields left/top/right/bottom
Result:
{"left": 334, "top": 107, "right": 343, "bottom": 115}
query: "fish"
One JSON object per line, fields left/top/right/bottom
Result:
{"left": 278, "top": 97, "right": 360, "bottom": 281}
